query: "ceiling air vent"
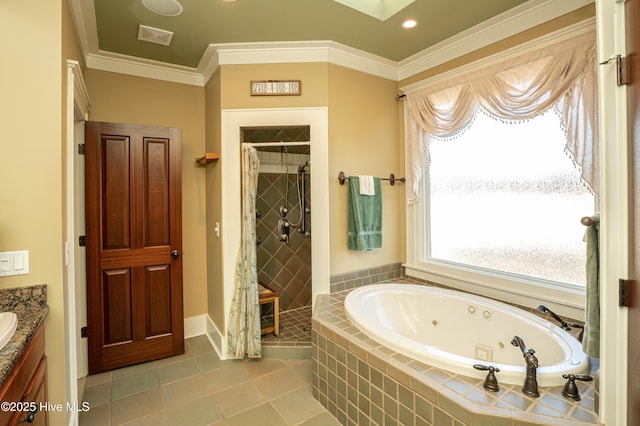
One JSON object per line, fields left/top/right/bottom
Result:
{"left": 137, "top": 25, "right": 174, "bottom": 46}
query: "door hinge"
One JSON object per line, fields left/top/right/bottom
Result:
{"left": 599, "top": 55, "right": 630, "bottom": 86}
{"left": 616, "top": 55, "right": 630, "bottom": 86}
{"left": 80, "top": 326, "right": 88, "bottom": 338}
{"left": 79, "top": 235, "right": 86, "bottom": 247}
{"left": 78, "top": 143, "right": 85, "bottom": 155}
{"left": 619, "top": 278, "right": 630, "bottom": 307}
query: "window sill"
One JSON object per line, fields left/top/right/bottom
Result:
{"left": 403, "top": 261, "right": 585, "bottom": 321}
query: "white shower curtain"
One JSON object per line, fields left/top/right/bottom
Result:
{"left": 227, "top": 144, "right": 262, "bottom": 359}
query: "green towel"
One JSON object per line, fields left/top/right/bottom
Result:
{"left": 347, "top": 177, "right": 382, "bottom": 250}
{"left": 582, "top": 213, "right": 600, "bottom": 358}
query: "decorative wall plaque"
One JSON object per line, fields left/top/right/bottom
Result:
{"left": 250, "top": 80, "right": 301, "bottom": 96}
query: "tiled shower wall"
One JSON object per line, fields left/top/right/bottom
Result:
{"left": 255, "top": 158, "right": 311, "bottom": 311}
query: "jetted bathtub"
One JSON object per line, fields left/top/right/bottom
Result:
{"left": 344, "top": 283, "right": 589, "bottom": 387}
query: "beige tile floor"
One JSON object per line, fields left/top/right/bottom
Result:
{"left": 78, "top": 335, "right": 339, "bottom": 426}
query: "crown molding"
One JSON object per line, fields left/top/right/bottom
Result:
{"left": 85, "top": 51, "right": 205, "bottom": 86}
{"left": 398, "top": 0, "right": 594, "bottom": 80}
{"left": 199, "top": 41, "right": 398, "bottom": 85}
{"left": 68, "top": 0, "right": 99, "bottom": 63}
{"left": 68, "top": 0, "right": 594, "bottom": 87}
{"left": 327, "top": 42, "right": 399, "bottom": 81}
{"left": 400, "top": 17, "right": 595, "bottom": 94}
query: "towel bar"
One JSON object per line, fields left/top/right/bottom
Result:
{"left": 338, "top": 171, "right": 405, "bottom": 186}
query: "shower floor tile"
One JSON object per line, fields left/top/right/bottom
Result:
{"left": 262, "top": 305, "right": 312, "bottom": 346}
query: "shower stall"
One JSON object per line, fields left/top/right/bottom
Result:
{"left": 242, "top": 126, "right": 312, "bottom": 345}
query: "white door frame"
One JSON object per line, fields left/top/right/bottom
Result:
{"left": 596, "top": 0, "right": 629, "bottom": 424}
{"left": 65, "top": 60, "right": 90, "bottom": 426}
{"left": 219, "top": 107, "right": 330, "bottom": 358}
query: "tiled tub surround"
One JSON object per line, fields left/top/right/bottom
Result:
{"left": 330, "top": 263, "right": 403, "bottom": 294}
{"left": 0, "top": 284, "right": 49, "bottom": 386}
{"left": 312, "top": 288, "right": 600, "bottom": 426}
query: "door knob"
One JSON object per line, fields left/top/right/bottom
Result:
{"left": 171, "top": 250, "right": 180, "bottom": 259}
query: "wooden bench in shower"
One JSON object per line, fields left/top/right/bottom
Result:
{"left": 258, "top": 282, "right": 280, "bottom": 336}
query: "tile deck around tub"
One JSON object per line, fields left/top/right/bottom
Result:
{"left": 312, "top": 285, "right": 601, "bottom": 426}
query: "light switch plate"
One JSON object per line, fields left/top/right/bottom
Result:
{"left": 0, "top": 250, "right": 29, "bottom": 277}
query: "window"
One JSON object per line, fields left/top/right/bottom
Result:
{"left": 403, "top": 29, "right": 597, "bottom": 309}
{"left": 426, "top": 110, "right": 595, "bottom": 287}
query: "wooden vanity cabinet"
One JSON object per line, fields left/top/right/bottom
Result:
{"left": 0, "top": 325, "right": 47, "bottom": 426}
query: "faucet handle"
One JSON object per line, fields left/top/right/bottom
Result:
{"left": 473, "top": 364, "right": 501, "bottom": 392}
{"left": 561, "top": 374, "right": 593, "bottom": 401}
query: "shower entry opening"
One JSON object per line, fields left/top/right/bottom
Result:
{"left": 242, "top": 126, "right": 313, "bottom": 345}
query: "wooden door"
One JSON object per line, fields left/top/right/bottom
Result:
{"left": 85, "top": 121, "right": 184, "bottom": 374}
{"left": 627, "top": 0, "right": 640, "bottom": 423}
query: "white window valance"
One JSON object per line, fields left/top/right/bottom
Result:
{"left": 405, "top": 30, "right": 598, "bottom": 199}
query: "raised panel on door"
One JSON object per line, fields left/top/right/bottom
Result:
{"left": 144, "top": 138, "right": 170, "bottom": 247}
{"left": 102, "top": 135, "right": 131, "bottom": 250}
{"left": 145, "top": 264, "right": 172, "bottom": 337}
{"left": 102, "top": 268, "right": 132, "bottom": 345}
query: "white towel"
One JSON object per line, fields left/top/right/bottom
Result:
{"left": 358, "top": 175, "right": 375, "bottom": 196}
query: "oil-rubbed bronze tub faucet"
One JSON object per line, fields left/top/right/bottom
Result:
{"left": 473, "top": 364, "right": 501, "bottom": 392}
{"left": 537, "top": 304, "right": 585, "bottom": 342}
{"left": 561, "top": 373, "right": 593, "bottom": 401}
{"left": 511, "top": 335, "right": 540, "bottom": 397}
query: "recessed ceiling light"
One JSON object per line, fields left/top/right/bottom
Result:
{"left": 402, "top": 19, "right": 418, "bottom": 29}
{"left": 220, "top": 0, "right": 238, "bottom": 2}
{"left": 141, "top": 0, "right": 183, "bottom": 16}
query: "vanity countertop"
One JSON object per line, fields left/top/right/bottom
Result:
{"left": 0, "top": 285, "right": 48, "bottom": 387}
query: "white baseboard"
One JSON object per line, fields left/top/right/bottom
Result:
{"left": 183, "top": 314, "right": 224, "bottom": 360}
{"left": 205, "top": 315, "right": 225, "bottom": 359}
{"left": 183, "top": 314, "right": 207, "bottom": 338}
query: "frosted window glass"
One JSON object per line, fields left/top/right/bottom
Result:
{"left": 428, "top": 110, "right": 595, "bottom": 286}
